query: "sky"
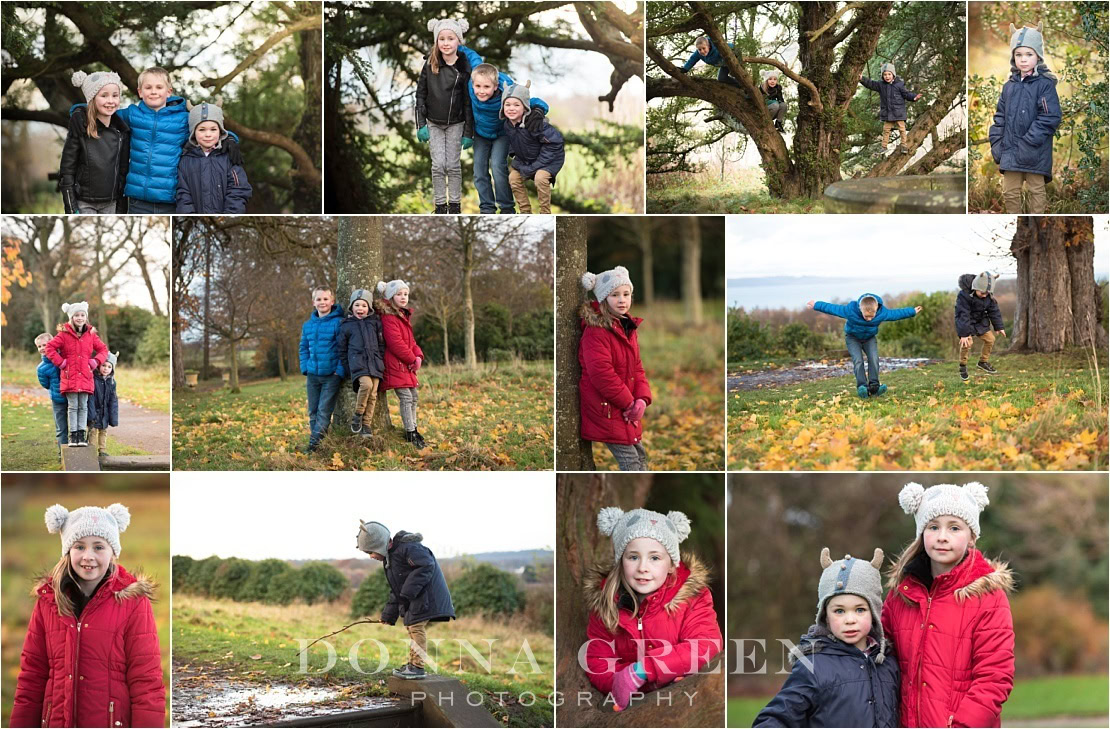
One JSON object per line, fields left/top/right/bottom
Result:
{"left": 171, "top": 472, "right": 555, "bottom": 561}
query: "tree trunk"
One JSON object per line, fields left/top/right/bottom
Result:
{"left": 94, "top": 238, "right": 109, "bottom": 346}
{"left": 462, "top": 227, "right": 478, "bottom": 368}
{"left": 682, "top": 217, "right": 703, "bottom": 326}
{"left": 335, "top": 217, "right": 391, "bottom": 431}
{"left": 203, "top": 234, "right": 211, "bottom": 380}
{"left": 131, "top": 246, "right": 164, "bottom": 317}
{"left": 639, "top": 218, "right": 655, "bottom": 306}
{"left": 229, "top": 338, "right": 240, "bottom": 394}
{"left": 292, "top": 0, "right": 323, "bottom": 214}
{"left": 556, "top": 217, "right": 596, "bottom": 471}
{"left": 277, "top": 338, "right": 287, "bottom": 381}
{"left": 441, "top": 318, "right": 450, "bottom": 365}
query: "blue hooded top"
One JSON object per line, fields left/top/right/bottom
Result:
{"left": 299, "top": 304, "right": 347, "bottom": 377}
{"left": 458, "top": 46, "right": 549, "bottom": 140}
{"left": 813, "top": 293, "right": 917, "bottom": 340}
{"left": 681, "top": 39, "right": 736, "bottom": 71}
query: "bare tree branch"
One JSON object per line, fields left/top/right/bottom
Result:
{"left": 201, "top": 14, "right": 322, "bottom": 93}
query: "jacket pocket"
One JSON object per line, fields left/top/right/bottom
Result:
{"left": 1015, "top": 137, "right": 1040, "bottom": 168}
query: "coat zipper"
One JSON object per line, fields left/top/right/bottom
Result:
{"left": 914, "top": 594, "right": 934, "bottom": 727}
{"left": 42, "top": 700, "right": 51, "bottom": 727}
{"left": 109, "top": 700, "right": 115, "bottom": 727}
{"left": 446, "top": 66, "right": 456, "bottom": 126}
{"left": 74, "top": 621, "right": 83, "bottom": 723}
{"left": 112, "top": 128, "right": 121, "bottom": 201}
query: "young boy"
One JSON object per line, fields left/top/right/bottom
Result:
{"left": 457, "top": 52, "right": 550, "bottom": 214}
{"left": 35, "top": 333, "right": 69, "bottom": 456}
{"left": 955, "top": 272, "right": 1005, "bottom": 381}
{"left": 678, "top": 35, "right": 741, "bottom": 88}
{"left": 859, "top": 63, "right": 922, "bottom": 155}
{"left": 299, "top": 287, "right": 346, "bottom": 452}
{"left": 336, "top": 288, "right": 385, "bottom": 438}
{"left": 356, "top": 520, "right": 456, "bottom": 680}
{"left": 754, "top": 548, "right": 899, "bottom": 727}
{"left": 114, "top": 67, "right": 190, "bottom": 214}
{"left": 176, "top": 101, "right": 252, "bottom": 213}
{"left": 501, "top": 83, "right": 564, "bottom": 215}
{"left": 807, "top": 294, "right": 922, "bottom": 398}
{"left": 87, "top": 351, "right": 119, "bottom": 457}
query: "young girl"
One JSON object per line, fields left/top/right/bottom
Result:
{"left": 44, "top": 302, "right": 108, "bottom": 448}
{"left": 585, "top": 507, "right": 721, "bottom": 711}
{"left": 374, "top": 279, "right": 430, "bottom": 448}
{"left": 883, "top": 482, "right": 1015, "bottom": 728}
{"left": 760, "top": 70, "right": 787, "bottom": 132}
{"left": 415, "top": 17, "right": 475, "bottom": 214}
{"left": 988, "top": 23, "right": 1061, "bottom": 214}
{"left": 579, "top": 266, "right": 652, "bottom": 471}
{"left": 337, "top": 288, "right": 386, "bottom": 438}
{"left": 60, "top": 71, "right": 130, "bottom": 214}
{"left": 87, "top": 351, "right": 120, "bottom": 457}
{"left": 9, "top": 503, "right": 165, "bottom": 727}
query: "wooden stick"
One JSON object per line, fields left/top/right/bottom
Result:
{"left": 297, "top": 618, "right": 383, "bottom": 656}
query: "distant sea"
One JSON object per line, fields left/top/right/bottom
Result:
{"left": 727, "top": 275, "right": 962, "bottom": 310}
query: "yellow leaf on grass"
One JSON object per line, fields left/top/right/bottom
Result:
{"left": 330, "top": 452, "right": 345, "bottom": 469}
{"left": 1076, "top": 429, "right": 1098, "bottom": 446}
{"left": 792, "top": 429, "right": 813, "bottom": 448}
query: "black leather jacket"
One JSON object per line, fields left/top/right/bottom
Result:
{"left": 59, "top": 107, "right": 130, "bottom": 213}
{"left": 415, "top": 54, "right": 474, "bottom": 137}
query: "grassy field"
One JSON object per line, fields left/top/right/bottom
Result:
{"left": 2, "top": 349, "right": 171, "bottom": 413}
{"left": 1, "top": 483, "right": 170, "bottom": 726}
{"left": 648, "top": 168, "right": 825, "bottom": 214}
{"left": 590, "top": 300, "right": 725, "bottom": 471}
{"left": 728, "top": 351, "right": 1108, "bottom": 470}
{"left": 173, "top": 360, "right": 553, "bottom": 470}
{"left": 173, "top": 593, "right": 554, "bottom": 727}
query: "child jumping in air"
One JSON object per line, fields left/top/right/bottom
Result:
{"left": 807, "top": 294, "right": 922, "bottom": 399}
{"left": 60, "top": 71, "right": 130, "bottom": 214}
{"left": 35, "top": 333, "right": 69, "bottom": 455}
{"left": 176, "top": 101, "right": 252, "bottom": 213}
{"left": 337, "top": 288, "right": 386, "bottom": 438}
{"left": 356, "top": 520, "right": 455, "bottom": 680}
{"left": 760, "top": 70, "right": 787, "bottom": 132}
{"left": 955, "top": 271, "right": 1005, "bottom": 381}
{"left": 989, "top": 23, "right": 1061, "bottom": 214}
{"left": 8, "top": 502, "right": 165, "bottom": 727}
{"left": 579, "top": 266, "right": 652, "bottom": 470}
{"left": 44, "top": 302, "right": 108, "bottom": 447}
{"left": 503, "top": 82, "right": 564, "bottom": 215}
{"left": 585, "top": 507, "right": 722, "bottom": 711}
{"left": 114, "top": 67, "right": 190, "bottom": 214}
{"left": 754, "top": 547, "right": 899, "bottom": 727}
{"left": 859, "top": 63, "right": 922, "bottom": 155}
{"left": 416, "top": 18, "right": 475, "bottom": 214}
{"left": 884, "top": 482, "right": 1015, "bottom": 727}
{"left": 375, "top": 279, "right": 430, "bottom": 449}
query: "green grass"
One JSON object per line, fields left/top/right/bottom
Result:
{"left": 728, "top": 350, "right": 1108, "bottom": 470}
{"left": 173, "top": 594, "right": 554, "bottom": 727}
{"left": 648, "top": 169, "right": 824, "bottom": 213}
{"left": 173, "top": 360, "right": 553, "bottom": 470}
{"left": 2, "top": 349, "right": 170, "bottom": 413}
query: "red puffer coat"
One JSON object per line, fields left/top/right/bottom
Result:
{"left": 881, "top": 548, "right": 1015, "bottom": 728}
{"left": 44, "top": 323, "right": 107, "bottom": 395}
{"left": 584, "top": 554, "right": 722, "bottom": 695}
{"left": 577, "top": 302, "right": 652, "bottom": 445}
{"left": 375, "top": 299, "right": 424, "bottom": 391}
{"left": 9, "top": 565, "right": 165, "bottom": 728}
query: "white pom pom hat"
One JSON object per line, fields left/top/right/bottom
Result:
{"left": 377, "top": 280, "right": 410, "bottom": 301}
{"left": 898, "top": 482, "right": 990, "bottom": 539}
{"left": 45, "top": 503, "right": 131, "bottom": 557}
{"left": 61, "top": 301, "right": 89, "bottom": 320}
{"left": 581, "top": 266, "right": 633, "bottom": 303}
{"left": 71, "top": 70, "right": 122, "bottom": 104}
{"left": 428, "top": 17, "right": 468, "bottom": 45}
{"left": 597, "top": 506, "right": 691, "bottom": 566}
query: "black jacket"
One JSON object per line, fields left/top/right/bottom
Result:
{"left": 87, "top": 372, "right": 119, "bottom": 430}
{"left": 415, "top": 54, "right": 475, "bottom": 137}
{"left": 337, "top": 313, "right": 386, "bottom": 386}
{"left": 59, "top": 107, "right": 130, "bottom": 213}
{"left": 176, "top": 139, "right": 252, "bottom": 214}
{"left": 858, "top": 75, "right": 919, "bottom": 122}
{"left": 761, "top": 84, "right": 785, "bottom": 104}
{"left": 380, "top": 531, "right": 455, "bottom": 627}
{"left": 955, "top": 274, "right": 1004, "bottom": 337}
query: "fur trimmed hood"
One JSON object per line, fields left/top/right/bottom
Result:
{"left": 374, "top": 298, "right": 412, "bottom": 318}
{"left": 895, "top": 548, "right": 1015, "bottom": 604}
{"left": 955, "top": 558, "right": 1015, "bottom": 600}
{"left": 584, "top": 551, "right": 711, "bottom": 616}
{"left": 578, "top": 300, "right": 642, "bottom": 331}
{"left": 32, "top": 564, "right": 156, "bottom": 602}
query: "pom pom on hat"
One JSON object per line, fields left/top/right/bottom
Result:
{"left": 71, "top": 71, "right": 88, "bottom": 87}
{"left": 597, "top": 507, "right": 624, "bottom": 536}
{"left": 667, "top": 510, "right": 692, "bottom": 540}
{"left": 106, "top": 503, "right": 131, "bottom": 532}
{"left": 898, "top": 482, "right": 924, "bottom": 515}
{"left": 581, "top": 272, "right": 597, "bottom": 291}
{"left": 964, "top": 481, "right": 990, "bottom": 510}
{"left": 45, "top": 504, "right": 69, "bottom": 534}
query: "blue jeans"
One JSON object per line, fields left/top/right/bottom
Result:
{"left": 472, "top": 135, "right": 514, "bottom": 213}
{"left": 845, "top": 334, "right": 880, "bottom": 390}
{"left": 717, "top": 65, "right": 740, "bottom": 87}
{"left": 127, "top": 198, "right": 175, "bottom": 214}
{"left": 66, "top": 392, "right": 89, "bottom": 432}
{"left": 52, "top": 401, "right": 69, "bottom": 445}
{"left": 305, "top": 374, "right": 343, "bottom": 443}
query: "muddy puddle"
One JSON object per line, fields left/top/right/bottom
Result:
{"left": 727, "top": 357, "right": 938, "bottom": 391}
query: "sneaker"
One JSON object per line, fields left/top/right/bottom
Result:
{"left": 350, "top": 412, "right": 362, "bottom": 434}
{"left": 75, "top": 430, "right": 88, "bottom": 447}
{"left": 899, "top": 144, "right": 910, "bottom": 155}
{"left": 68, "top": 432, "right": 81, "bottom": 447}
{"left": 447, "top": 202, "right": 461, "bottom": 214}
{"left": 393, "top": 663, "right": 426, "bottom": 680}
{"left": 411, "top": 429, "right": 428, "bottom": 449}
{"left": 498, "top": 208, "right": 515, "bottom": 215}
{"left": 959, "top": 364, "right": 969, "bottom": 382}
{"left": 977, "top": 360, "right": 998, "bottom": 375}
{"left": 304, "top": 440, "right": 319, "bottom": 454}
{"left": 359, "top": 424, "right": 374, "bottom": 438}
{"left": 873, "top": 384, "right": 888, "bottom": 397}
{"left": 433, "top": 204, "right": 448, "bottom": 214}
{"left": 857, "top": 385, "right": 870, "bottom": 399}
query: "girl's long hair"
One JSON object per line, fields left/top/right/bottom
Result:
{"left": 885, "top": 535, "right": 926, "bottom": 592}
{"left": 595, "top": 558, "right": 677, "bottom": 633}
{"left": 85, "top": 103, "right": 101, "bottom": 139}
{"left": 47, "top": 554, "right": 117, "bottom": 617}
{"left": 429, "top": 46, "right": 442, "bottom": 75}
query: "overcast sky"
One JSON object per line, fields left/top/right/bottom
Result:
{"left": 171, "top": 472, "right": 554, "bottom": 561}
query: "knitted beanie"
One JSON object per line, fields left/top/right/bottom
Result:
{"left": 349, "top": 288, "right": 372, "bottom": 310}
{"left": 357, "top": 520, "right": 391, "bottom": 555}
{"left": 597, "top": 507, "right": 691, "bottom": 567}
{"left": 45, "top": 503, "right": 130, "bottom": 557}
{"left": 971, "top": 271, "right": 997, "bottom": 294}
{"left": 1010, "top": 23, "right": 1045, "bottom": 61}
{"left": 105, "top": 351, "right": 120, "bottom": 369}
{"left": 61, "top": 302, "right": 89, "bottom": 320}
{"left": 499, "top": 82, "right": 532, "bottom": 119}
{"left": 880, "top": 63, "right": 896, "bottom": 76}
{"left": 899, "top": 482, "right": 990, "bottom": 539}
{"left": 187, "top": 101, "right": 227, "bottom": 141}
{"left": 816, "top": 548, "right": 887, "bottom": 658}
{"left": 429, "top": 17, "right": 468, "bottom": 45}
{"left": 581, "top": 266, "right": 634, "bottom": 303}
{"left": 761, "top": 69, "right": 780, "bottom": 82}
{"left": 71, "top": 71, "right": 122, "bottom": 104}
{"left": 377, "top": 280, "right": 410, "bottom": 301}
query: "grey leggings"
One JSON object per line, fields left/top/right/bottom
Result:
{"left": 606, "top": 442, "right": 647, "bottom": 471}
{"left": 428, "top": 122, "right": 464, "bottom": 205}
{"left": 66, "top": 392, "right": 89, "bottom": 432}
{"left": 76, "top": 199, "right": 117, "bottom": 214}
{"left": 395, "top": 387, "right": 419, "bottom": 431}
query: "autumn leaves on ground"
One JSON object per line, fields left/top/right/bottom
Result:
{"left": 728, "top": 350, "right": 1108, "bottom": 471}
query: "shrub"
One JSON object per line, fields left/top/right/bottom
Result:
{"left": 171, "top": 555, "right": 194, "bottom": 592}
{"left": 297, "top": 561, "right": 349, "bottom": 605}
{"left": 210, "top": 557, "right": 253, "bottom": 601}
{"left": 183, "top": 556, "right": 222, "bottom": 596}
{"left": 267, "top": 569, "right": 302, "bottom": 606}
{"left": 135, "top": 316, "right": 170, "bottom": 364}
{"left": 351, "top": 568, "right": 391, "bottom": 618}
{"left": 727, "top": 308, "right": 772, "bottom": 361}
{"left": 451, "top": 563, "right": 524, "bottom": 617}
{"left": 242, "top": 559, "right": 294, "bottom": 603}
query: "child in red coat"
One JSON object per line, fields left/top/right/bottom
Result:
{"left": 44, "top": 301, "right": 108, "bottom": 447}
{"left": 883, "top": 482, "right": 1015, "bottom": 728}
{"left": 374, "top": 279, "right": 431, "bottom": 449}
{"left": 578, "top": 266, "right": 652, "bottom": 471}
{"left": 584, "top": 507, "right": 721, "bottom": 711}
{"left": 10, "top": 502, "right": 164, "bottom": 727}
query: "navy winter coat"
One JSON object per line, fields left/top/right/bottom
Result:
{"left": 458, "top": 46, "right": 550, "bottom": 140}
{"left": 336, "top": 313, "right": 386, "bottom": 385}
{"left": 753, "top": 625, "right": 899, "bottom": 728}
{"left": 87, "top": 372, "right": 119, "bottom": 430}
{"left": 37, "top": 355, "right": 66, "bottom": 405}
{"left": 988, "top": 68, "right": 1061, "bottom": 181}
{"left": 681, "top": 39, "right": 735, "bottom": 71}
{"left": 299, "top": 305, "right": 346, "bottom": 378}
{"left": 380, "top": 531, "right": 456, "bottom": 627}
{"left": 115, "top": 97, "right": 190, "bottom": 204}
{"left": 955, "top": 274, "right": 1004, "bottom": 338}
{"left": 504, "top": 118, "right": 565, "bottom": 182}
{"left": 859, "top": 76, "right": 920, "bottom": 122}
{"left": 814, "top": 293, "right": 917, "bottom": 341}
{"left": 176, "top": 140, "right": 252, "bottom": 213}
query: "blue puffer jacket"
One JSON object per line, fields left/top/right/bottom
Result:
{"left": 504, "top": 118, "right": 565, "bottom": 182}
{"left": 681, "top": 39, "right": 735, "bottom": 71}
{"left": 299, "top": 305, "right": 346, "bottom": 377}
{"left": 988, "top": 67, "right": 1061, "bottom": 181}
{"left": 858, "top": 76, "right": 920, "bottom": 122}
{"left": 814, "top": 293, "right": 917, "bottom": 341}
{"left": 753, "top": 625, "right": 899, "bottom": 728}
{"left": 458, "top": 47, "right": 550, "bottom": 140}
{"left": 115, "top": 97, "right": 190, "bottom": 203}
{"left": 37, "top": 355, "right": 66, "bottom": 405}
{"left": 176, "top": 139, "right": 252, "bottom": 213}
{"left": 87, "top": 371, "right": 119, "bottom": 430}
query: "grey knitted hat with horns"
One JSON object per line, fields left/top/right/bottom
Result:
{"left": 816, "top": 547, "right": 887, "bottom": 659}
{"left": 1010, "top": 23, "right": 1045, "bottom": 60}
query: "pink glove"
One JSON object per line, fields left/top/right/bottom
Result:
{"left": 89, "top": 358, "right": 99, "bottom": 371}
{"left": 60, "top": 358, "right": 68, "bottom": 369}
{"left": 610, "top": 663, "right": 646, "bottom": 711}
{"left": 622, "top": 399, "right": 646, "bottom": 422}
{"left": 410, "top": 357, "right": 422, "bottom": 371}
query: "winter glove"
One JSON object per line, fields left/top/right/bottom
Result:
{"left": 610, "top": 663, "right": 646, "bottom": 711}
{"left": 60, "top": 359, "right": 68, "bottom": 370}
{"left": 409, "top": 357, "right": 423, "bottom": 372}
{"left": 622, "top": 399, "right": 646, "bottom": 423}
{"left": 89, "top": 359, "right": 99, "bottom": 371}
{"left": 417, "top": 125, "right": 430, "bottom": 143}
{"left": 524, "top": 107, "right": 546, "bottom": 134}
{"left": 461, "top": 136, "right": 473, "bottom": 150}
